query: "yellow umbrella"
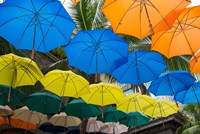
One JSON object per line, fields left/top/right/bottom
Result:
{"left": 0, "top": 53, "right": 43, "bottom": 88}
{"left": 117, "top": 93, "right": 155, "bottom": 113}
{"left": 40, "top": 70, "right": 90, "bottom": 98}
{"left": 143, "top": 100, "right": 178, "bottom": 118}
{"left": 49, "top": 112, "right": 82, "bottom": 127}
{"left": 81, "top": 82, "right": 125, "bottom": 106}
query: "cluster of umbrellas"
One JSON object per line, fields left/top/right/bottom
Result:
{"left": 0, "top": 0, "right": 200, "bottom": 133}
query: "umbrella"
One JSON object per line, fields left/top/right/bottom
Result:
{"left": 65, "top": 99, "right": 100, "bottom": 118}
{"left": 0, "top": 85, "right": 26, "bottom": 106}
{"left": 86, "top": 117, "right": 105, "bottom": 133}
{"left": 65, "top": 29, "right": 129, "bottom": 74}
{"left": 0, "top": 0, "right": 75, "bottom": 59}
{"left": 49, "top": 112, "right": 82, "bottom": 128}
{"left": 190, "top": 50, "right": 200, "bottom": 73}
{"left": 117, "top": 93, "right": 155, "bottom": 113}
{"left": 175, "top": 82, "right": 200, "bottom": 104}
{"left": 70, "top": 0, "right": 80, "bottom": 4}
{"left": 97, "top": 107, "right": 128, "bottom": 123}
{"left": 152, "top": 6, "right": 200, "bottom": 58}
{"left": 0, "top": 105, "right": 13, "bottom": 117}
{"left": 143, "top": 100, "right": 178, "bottom": 118}
{"left": 23, "top": 92, "right": 64, "bottom": 114}
{"left": 100, "top": 122, "right": 128, "bottom": 134}
{"left": 14, "top": 106, "right": 48, "bottom": 125}
{"left": 120, "top": 112, "right": 150, "bottom": 127}
{"left": 5, "top": 117, "right": 37, "bottom": 130}
{"left": 148, "top": 70, "right": 196, "bottom": 96}
{"left": 111, "top": 50, "right": 167, "bottom": 85}
{"left": 81, "top": 82, "right": 125, "bottom": 106}
{"left": 102, "top": 0, "right": 190, "bottom": 39}
{"left": 0, "top": 53, "right": 43, "bottom": 88}
{"left": 38, "top": 122, "right": 68, "bottom": 133}
{"left": 40, "top": 70, "right": 90, "bottom": 98}
{"left": 0, "top": 116, "right": 5, "bottom": 125}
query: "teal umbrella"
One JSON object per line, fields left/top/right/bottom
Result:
{"left": 97, "top": 107, "right": 128, "bottom": 123}
{"left": 120, "top": 112, "right": 150, "bottom": 127}
{"left": 0, "top": 85, "right": 26, "bottom": 105}
{"left": 24, "top": 92, "right": 64, "bottom": 114}
{"left": 65, "top": 99, "right": 100, "bottom": 118}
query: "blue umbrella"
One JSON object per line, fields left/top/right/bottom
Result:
{"left": 0, "top": 0, "right": 75, "bottom": 58}
{"left": 148, "top": 70, "right": 196, "bottom": 96}
{"left": 65, "top": 29, "right": 129, "bottom": 74}
{"left": 175, "top": 82, "right": 200, "bottom": 104}
{"left": 111, "top": 50, "right": 167, "bottom": 85}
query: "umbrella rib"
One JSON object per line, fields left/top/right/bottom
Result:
{"left": 0, "top": 5, "right": 35, "bottom": 13}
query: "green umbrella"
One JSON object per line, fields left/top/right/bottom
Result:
{"left": 24, "top": 92, "right": 64, "bottom": 114}
{"left": 0, "top": 85, "right": 26, "bottom": 105}
{"left": 97, "top": 107, "right": 128, "bottom": 123}
{"left": 65, "top": 99, "right": 100, "bottom": 118}
{"left": 120, "top": 112, "right": 150, "bottom": 127}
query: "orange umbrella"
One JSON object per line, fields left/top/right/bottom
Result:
{"left": 190, "top": 50, "right": 200, "bottom": 73}
{"left": 71, "top": 0, "right": 80, "bottom": 4}
{"left": 102, "top": 0, "right": 190, "bottom": 39}
{"left": 152, "top": 6, "right": 200, "bottom": 58}
{"left": 0, "top": 116, "right": 5, "bottom": 126}
{"left": 5, "top": 117, "right": 36, "bottom": 130}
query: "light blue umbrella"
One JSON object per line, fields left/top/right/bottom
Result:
{"left": 0, "top": 0, "right": 75, "bottom": 58}
{"left": 148, "top": 70, "right": 196, "bottom": 96}
{"left": 111, "top": 50, "right": 167, "bottom": 85}
{"left": 65, "top": 29, "right": 129, "bottom": 74}
{"left": 175, "top": 82, "right": 200, "bottom": 104}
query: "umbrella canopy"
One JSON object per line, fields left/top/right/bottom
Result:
{"left": 152, "top": 6, "right": 200, "bottom": 58}
{"left": 0, "top": 105, "right": 13, "bottom": 117}
{"left": 38, "top": 122, "right": 68, "bottom": 133}
{"left": 40, "top": 70, "right": 90, "bottom": 98}
{"left": 81, "top": 82, "right": 125, "bottom": 106}
{"left": 14, "top": 106, "right": 48, "bottom": 125}
{"left": 175, "top": 82, "right": 200, "bottom": 104}
{"left": 111, "top": 50, "right": 167, "bottom": 85}
{"left": 143, "top": 100, "right": 178, "bottom": 118}
{"left": 65, "top": 29, "right": 129, "bottom": 74}
{"left": 5, "top": 116, "right": 37, "bottom": 130}
{"left": 0, "top": 116, "right": 5, "bottom": 126}
{"left": 70, "top": 0, "right": 80, "bottom": 4}
{"left": 190, "top": 50, "right": 200, "bottom": 73}
{"left": 0, "top": 0, "right": 75, "bottom": 55}
{"left": 0, "top": 85, "right": 26, "bottom": 106}
{"left": 65, "top": 99, "right": 100, "bottom": 118}
{"left": 24, "top": 92, "right": 64, "bottom": 114}
{"left": 86, "top": 117, "right": 105, "bottom": 133}
{"left": 120, "top": 112, "right": 150, "bottom": 127}
{"left": 101, "top": 122, "right": 128, "bottom": 134}
{"left": 97, "top": 107, "right": 128, "bottom": 123}
{"left": 0, "top": 53, "right": 43, "bottom": 88}
{"left": 148, "top": 70, "right": 196, "bottom": 96}
{"left": 49, "top": 112, "right": 82, "bottom": 128}
{"left": 117, "top": 93, "right": 155, "bottom": 113}
{"left": 102, "top": 0, "right": 190, "bottom": 39}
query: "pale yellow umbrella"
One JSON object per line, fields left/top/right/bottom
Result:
{"left": 14, "top": 106, "right": 48, "bottom": 125}
{"left": 100, "top": 122, "right": 128, "bottom": 134}
{"left": 86, "top": 117, "right": 105, "bottom": 133}
{"left": 49, "top": 112, "right": 82, "bottom": 127}
{"left": 0, "top": 105, "right": 13, "bottom": 117}
{"left": 40, "top": 70, "right": 90, "bottom": 98}
{"left": 143, "top": 100, "right": 178, "bottom": 118}
{"left": 117, "top": 93, "right": 155, "bottom": 113}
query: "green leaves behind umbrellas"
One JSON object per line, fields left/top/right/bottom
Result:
{"left": 0, "top": 85, "right": 26, "bottom": 105}
{"left": 120, "top": 112, "right": 150, "bottom": 127}
{"left": 97, "top": 107, "right": 128, "bottom": 123}
{"left": 65, "top": 99, "right": 100, "bottom": 118}
{"left": 24, "top": 92, "right": 64, "bottom": 114}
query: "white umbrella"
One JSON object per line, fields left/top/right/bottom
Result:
{"left": 101, "top": 122, "right": 128, "bottom": 134}
{"left": 49, "top": 112, "right": 81, "bottom": 127}
{"left": 14, "top": 106, "right": 48, "bottom": 124}
{"left": 0, "top": 105, "right": 13, "bottom": 117}
{"left": 86, "top": 117, "right": 105, "bottom": 133}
